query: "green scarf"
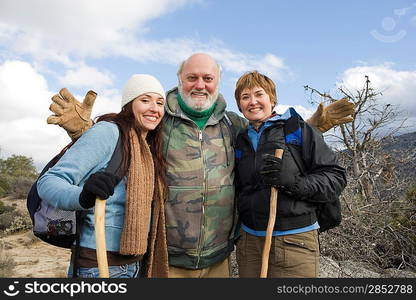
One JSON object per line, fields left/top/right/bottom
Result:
{"left": 177, "top": 93, "right": 217, "bottom": 129}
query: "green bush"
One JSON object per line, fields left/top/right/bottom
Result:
{"left": 0, "top": 174, "right": 11, "bottom": 196}
{"left": 0, "top": 154, "right": 38, "bottom": 199}
{"left": 0, "top": 155, "right": 38, "bottom": 178}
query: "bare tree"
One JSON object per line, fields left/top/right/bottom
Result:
{"left": 305, "top": 75, "right": 408, "bottom": 201}
{"left": 305, "top": 77, "right": 416, "bottom": 272}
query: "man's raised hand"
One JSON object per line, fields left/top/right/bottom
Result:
{"left": 307, "top": 97, "right": 354, "bottom": 133}
{"left": 47, "top": 88, "right": 96, "bottom": 140}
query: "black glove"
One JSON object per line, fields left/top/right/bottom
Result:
{"left": 259, "top": 154, "right": 295, "bottom": 189}
{"left": 79, "top": 171, "right": 120, "bottom": 209}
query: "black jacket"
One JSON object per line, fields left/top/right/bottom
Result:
{"left": 235, "top": 115, "right": 347, "bottom": 231}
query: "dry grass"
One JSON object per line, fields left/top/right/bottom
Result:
{"left": 0, "top": 242, "right": 16, "bottom": 277}
{"left": 22, "top": 232, "right": 40, "bottom": 247}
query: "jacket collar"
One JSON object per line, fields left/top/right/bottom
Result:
{"left": 248, "top": 107, "right": 302, "bottom": 131}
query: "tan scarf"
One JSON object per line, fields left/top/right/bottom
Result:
{"left": 119, "top": 128, "right": 169, "bottom": 277}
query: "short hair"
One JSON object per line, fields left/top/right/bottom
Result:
{"left": 234, "top": 71, "right": 277, "bottom": 112}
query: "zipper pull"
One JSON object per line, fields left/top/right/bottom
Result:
{"left": 199, "top": 130, "right": 203, "bottom": 141}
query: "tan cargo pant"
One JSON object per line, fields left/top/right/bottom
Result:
{"left": 236, "top": 229, "right": 320, "bottom": 278}
{"left": 168, "top": 257, "right": 230, "bottom": 278}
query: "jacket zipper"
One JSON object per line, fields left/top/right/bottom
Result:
{"left": 196, "top": 129, "right": 205, "bottom": 268}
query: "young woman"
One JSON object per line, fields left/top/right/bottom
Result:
{"left": 37, "top": 74, "right": 169, "bottom": 278}
{"left": 233, "top": 71, "right": 347, "bottom": 277}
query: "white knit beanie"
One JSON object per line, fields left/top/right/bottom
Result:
{"left": 121, "top": 74, "right": 166, "bottom": 108}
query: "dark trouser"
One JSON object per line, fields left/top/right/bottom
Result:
{"left": 236, "top": 229, "right": 320, "bottom": 278}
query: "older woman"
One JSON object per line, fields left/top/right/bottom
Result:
{"left": 37, "top": 74, "right": 168, "bottom": 278}
{"left": 233, "top": 71, "right": 347, "bottom": 278}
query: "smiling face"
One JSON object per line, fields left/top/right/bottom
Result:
{"left": 132, "top": 92, "right": 165, "bottom": 135}
{"left": 178, "top": 53, "right": 220, "bottom": 111}
{"left": 239, "top": 86, "right": 273, "bottom": 125}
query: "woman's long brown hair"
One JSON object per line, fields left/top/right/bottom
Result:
{"left": 96, "top": 102, "right": 166, "bottom": 187}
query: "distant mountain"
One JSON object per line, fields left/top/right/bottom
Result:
{"left": 382, "top": 131, "right": 416, "bottom": 183}
{"left": 382, "top": 131, "right": 416, "bottom": 153}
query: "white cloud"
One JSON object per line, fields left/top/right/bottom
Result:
{"left": 58, "top": 66, "right": 113, "bottom": 89}
{"left": 0, "top": 117, "right": 69, "bottom": 170}
{"left": 0, "top": 61, "right": 69, "bottom": 166}
{"left": 90, "top": 88, "right": 121, "bottom": 118}
{"left": 0, "top": 1, "right": 290, "bottom": 82}
{"left": 0, "top": 61, "right": 51, "bottom": 121}
{"left": 211, "top": 50, "right": 291, "bottom": 82}
{"left": 337, "top": 64, "right": 416, "bottom": 118}
{"left": 0, "top": 60, "right": 121, "bottom": 169}
{"left": 0, "top": 0, "right": 198, "bottom": 62}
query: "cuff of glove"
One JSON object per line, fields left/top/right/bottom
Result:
{"left": 68, "top": 119, "right": 94, "bottom": 141}
{"left": 79, "top": 191, "right": 96, "bottom": 209}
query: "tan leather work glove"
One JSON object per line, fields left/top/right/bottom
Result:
{"left": 47, "top": 88, "right": 96, "bottom": 140}
{"left": 307, "top": 97, "right": 354, "bottom": 133}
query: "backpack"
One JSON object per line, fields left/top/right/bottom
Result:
{"left": 283, "top": 113, "right": 342, "bottom": 233}
{"left": 26, "top": 129, "right": 124, "bottom": 248}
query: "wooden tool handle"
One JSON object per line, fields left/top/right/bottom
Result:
{"left": 260, "top": 148, "right": 284, "bottom": 278}
{"left": 94, "top": 197, "right": 109, "bottom": 278}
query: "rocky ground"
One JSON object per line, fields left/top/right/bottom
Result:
{"left": 229, "top": 251, "right": 416, "bottom": 278}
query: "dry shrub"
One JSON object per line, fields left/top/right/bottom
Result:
{"left": 0, "top": 210, "right": 32, "bottom": 234}
{"left": 0, "top": 186, "right": 5, "bottom": 198}
{"left": 0, "top": 200, "right": 15, "bottom": 214}
{"left": 0, "top": 211, "right": 16, "bottom": 231}
{"left": 320, "top": 183, "right": 416, "bottom": 272}
{"left": 8, "top": 176, "right": 34, "bottom": 199}
{"left": 0, "top": 242, "right": 16, "bottom": 277}
{"left": 4, "top": 215, "right": 32, "bottom": 234}
{"left": 23, "top": 232, "right": 40, "bottom": 246}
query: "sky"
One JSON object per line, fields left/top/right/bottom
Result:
{"left": 0, "top": 0, "right": 415, "bottom": 169}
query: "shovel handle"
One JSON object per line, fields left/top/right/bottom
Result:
{"left": 94, "top": 197, "right": 109, "bottom": 278}
{"left": 260, "top": 149, "right": 284, "bottom": 278}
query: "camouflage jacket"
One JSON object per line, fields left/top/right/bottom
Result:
{"left": 162, "top": 88, "right": 246, "bottom": 269}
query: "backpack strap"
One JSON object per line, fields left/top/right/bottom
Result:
{"left": 284, "top": 115, "right": 307, "bottom": 176}
{"left": 71, "top": 211, "right": 82, "bottom": 278}
{"left": 222, "top": 112, "right": 237, "bottom": 147}
{"left": 104, "top": 130, "right": 124, "bottom": 179}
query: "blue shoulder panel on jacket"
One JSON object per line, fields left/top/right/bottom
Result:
{"left": 285, "top": 127, "right": 302, "bottom": 146}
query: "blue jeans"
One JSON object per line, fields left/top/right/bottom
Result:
{"left": 68, "top": 261, "right": 141, "bottom": 278}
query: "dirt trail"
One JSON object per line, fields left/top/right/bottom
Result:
{"left": 1, "top": 231, "right": 71, "bottom": 278}
{"left": 1, "top": 197, "right": 71, "bottom": 278}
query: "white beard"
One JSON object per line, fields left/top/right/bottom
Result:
{"left": 178, "top": 84, "right": 219, "bottom": 111}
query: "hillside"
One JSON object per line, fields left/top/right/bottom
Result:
{"left": 383, "top": 131, "right": 416, "bottom": 181}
